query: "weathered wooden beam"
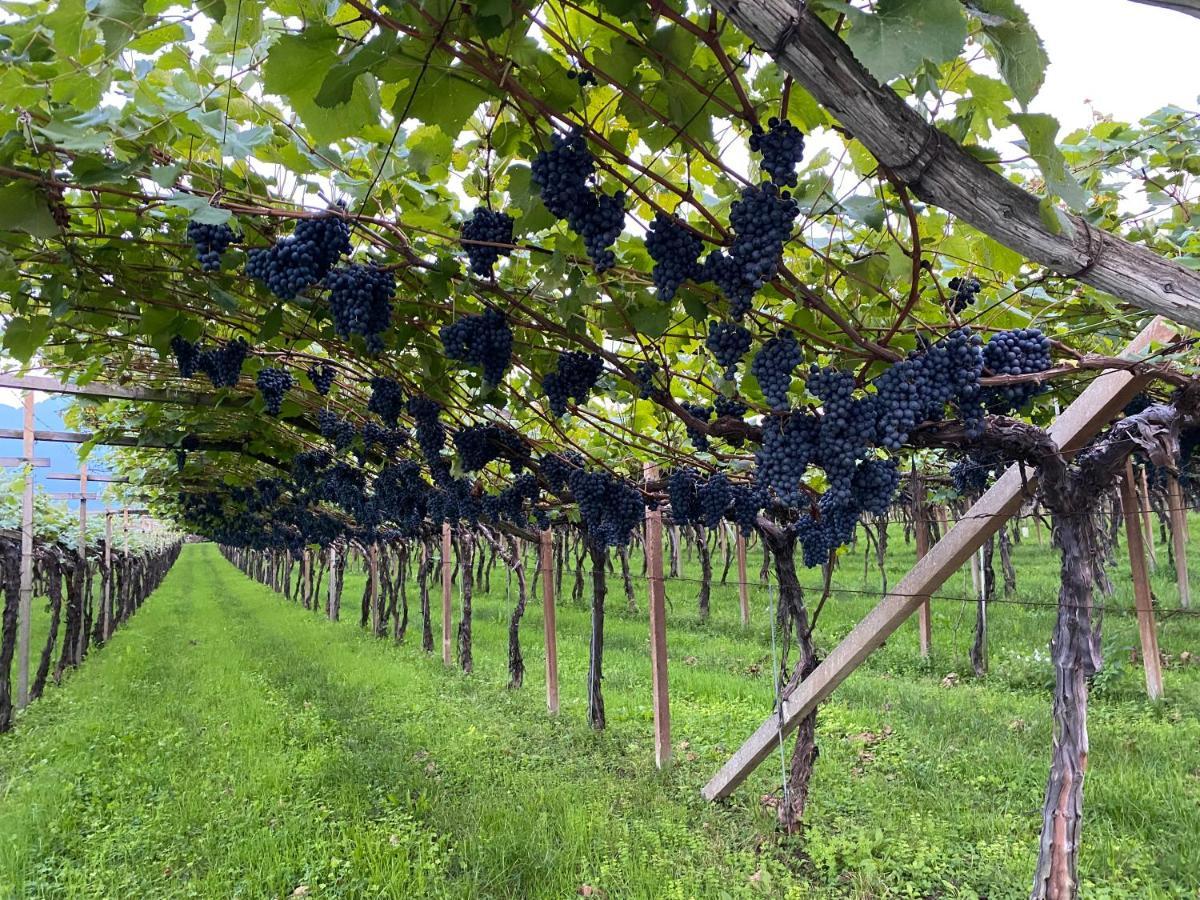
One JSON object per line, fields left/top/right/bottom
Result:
{"left": 0, "top": 373, "right": 213, "bottom": 405}
{"left": 1131, "top": 0, "right": 1200, "bottom": 17}
{"left": 0, "top": 457, "right": 49, "bottom": 467}
{"left": 48, "top": 492, "right": 101, "bottom": 501}
{"left": 540, "top": 529, "right": 559, "bottom": 715}
{"left": 643, "top": 463, "right": 672, "bottom": 769}
{"left": 702, "top": 317, "right": 1177, "bottom": 801}
{"left": 46, "top": 473, "right": 129, "bottom": 483}
{"left": 711, "top": 0, "right": 1200, "bottom": 329}
{"left": 0, "top": 428, "right": 244, "bottom": 452}
{"left": 1120, "top": 459, "right": 1164, "bottom": 699}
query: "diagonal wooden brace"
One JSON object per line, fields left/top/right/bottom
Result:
{"left": 702, "top": 317, "right": 1177, "bottom": 801}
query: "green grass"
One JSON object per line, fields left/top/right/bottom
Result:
{"left": 2, "top": 528, "right": 1199, "bottom": 898}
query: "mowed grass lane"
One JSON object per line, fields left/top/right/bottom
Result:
{"left": 1, "top": 538, "right": 1198, "bottom": 898}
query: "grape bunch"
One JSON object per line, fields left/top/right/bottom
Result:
{"left": 748, "top": 118, "right": 806, "bottom": 187}
{"left": 633, "top": 360, "right": 660, "bottom": 399}
{"left": 170, "top": 335, "right": 200, "bottom": 378}
{"left": 324, "top": 263, "right": 394, "bottom": 354}
{"left": 871, "top": 327, "right": 983, "bottom": 449}
{"left": 542, "top": 351, "right": 604, "bottom": 416}
{"left": 703, "top": 182, "right": 798, "bottom": 319}
{"left": 726, "top": 482, "right": 764, "bottom": 536}
{"left": 308, "top": 363, "right": 335, "bottom": 396}
{"left": 531, "top": 128, "right": 594, "bottom": 218}
{"left": 187, "top": 221, "right": 238, "bottom": 272}
{"left": 197, "top": 337, "right": 248, "bottom": 388}
{"left": 667, "top": 467, "right": 701, "bottom": 525}
{"left": 530, "top": 128, "right": 625, "bottom": 272}
{"left": 681, "top": 402, "right": 712, "bottom": 452}
{"left": 256, "top": 367, "right": 292, "bottom": 416}
{"left": 408, "top": 397, "right": 450, "bottom": 483}
{"left": 645, "top": 213, "right": 703, "bottom": 301}
{"left": 706, "top": 320, "right": 752, "bottom": 379}
{"left": 796, "top": 496, "right": 860, "bottom": 568}
{"left": 572, "top": 190, "right": 626, "bottom": 272}
{"left": 948, "top": 276, "right": 981, "bottom": 313}
{"left": 698, "top": 473, "right": 731, "bottom": 528}
{"left": 808, "top": 367, "right": 877, "bottom": 504}
{"left": 981, "top": 327, "right": 1052, "bottom": 413}
{"left": 850, "top": 458, "right": 900, "bottom": 517}
{"left": 317, "top": 409, "right": 357, "bottom": 451}
{"left": 751, "top": 330, "right": 802, "bottom": 409}
{"left": 567, "top": 468, "right": 645, "bottom": 547}
{"left": 368, "top": 376, "right": 404, "bottom": 427}
{"left": 714, "top": 393, "right": 749, "bottom": 447}
{"left": 245, "top": 209, "right": 352, "bottom": 300}
{"left": 568, "top": 68, "right": 598, "bottom": 87}
{"left": 360, "top": 421, "right": 406, "bottom": 454}
{"left": 454, "top": 425, "right": 506, "bottom": 472}
{"left": 439, "top": 307, "right": 512, "bottom": 387}
{"left": 460, "top": 207, "right": 514, "bottom": 277}
{"left": 755, "top": 410, "right": 819, "bottom": 504}
{"left": 951, "top": 452, "right": 1003, "bottom": 497}
{"left": 540, "top": 451, "right": 583, "bottom": 493}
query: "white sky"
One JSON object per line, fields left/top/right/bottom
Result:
{"left": 2, "top": 2, "right": 1198, "bottom": 409}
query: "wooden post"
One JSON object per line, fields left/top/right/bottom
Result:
{"left": 913, "top": 476, "right": 932, "bottom": 658}
{"left": 76, "top": 461, "right": 88, "bottom": 661}
{"left": 643, "top": 463, "right": 671, "bottom": 769}
{"left": 736, "top": 532, "right": 750, "bottom": 627}
{"left": 368, "top": 542, "right": 380, "bottom": 634}
{"left": 102, "top": 512, "right": 113, "bottom": 640}
{"left": 327, "top": 544, "right": 337, "bottom": 618}
{"left": 16, "top": 392, "right": 34, "bottom": 709}
{"left": 1139, "top": 466, "right": 1158, "bottom": 571}
{"left": 700, "top": 317, "right": 1177, "bottom": 801}
{"left": 1120, "top": 460, "right": 1164, "bottom": 700}
{"left": 540, "top": 529, "right": 559, "bottom": 715}
{"left": 441, "top": 522, "right": 453, "bottom": 666}
{"left": 1166, "top": 473, "right": 1191, "bottom": 609}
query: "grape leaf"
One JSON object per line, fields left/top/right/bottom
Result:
{"left": 841, "top": 0, "right": 968, "bottom": 83}
{"left": 1012, "top": 113, "right": 1087, "bottom": 211}
{"left": 965, "top": 0, "right": 1048, "bottom": 109}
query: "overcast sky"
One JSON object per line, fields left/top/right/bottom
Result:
{"left": 2, "top": 2, "right": 1198, "bottom": 409}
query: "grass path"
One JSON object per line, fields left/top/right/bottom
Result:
{"left": 1, "top": 541, "right": 1198, "bottom": 898}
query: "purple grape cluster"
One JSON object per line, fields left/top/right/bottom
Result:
{"left": 256, "top": 367, "right": 292, "bottom": 416}
{"left": 542, "top": 351, "right": 604, "bottom": 416}
{"left": 454, "top": 425, "right": 507, "bottom": 472}
{"left": 461, "top": 207, "right": 514, "bottom": 277}
{"left": 197, "top": 338, "right": 248, "bottom": 388}
{"left": 568, "top": 467, "right": 644, "bottom": 547}
{"left": 170, "top": 335, "right": 200, "bottom": 378}
{"left": 367, "top": 376, "right": 404, "bottom": 427}
{"left": 187, "top": 221, "right": 238, "bottom": 272}
{"left": 324, "top": 263, "right": 394, "bottom": 354}
{"left": 749, "top": 118, "right": 805, "bottom": 187}
{"left": 948, "top": 276, "right": 981, "bottom": 313}
{"left": 681, "top": 402, "right": 712, "bottom": 452}
{"left": 308, "top": 363, "right": 335, "bottom": 396}
{"left": 439, "top": 307, "right": 512, "bottom": 387}
{"left": 317, "top": 409, "right": 357, "bottom": 451}
{"left": 245, "top": 210, "right": 351, "bottom": 300}
{"left": 981, "top": 327, "right": 1052, "bottom": 413}
{"left": 408, "top": 396, "right": 450, "bottom": 483}
{"left": 702, "top": 182, "right": 798, "bottom": 319}
{"left": 750, "top": 330, "right": 802, "bottom": 409}
{"left": 645, "top": 213, "right": 704, "bottom": 302}
{"left": 706, "top": 320, "right": 752, "bottom": 379}
{"left": 531, "top": 128, "right": 625, "bottom": 272}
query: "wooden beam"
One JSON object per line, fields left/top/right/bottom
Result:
{"left": 702, "top": 317, "right": 1177, "bottom": 802}
{"left": 0, "top": 457, "right": 49, "bottom": 467}
{"left": 0, "top": 428, "right": 244, "bottom": 452}
{"left": 48, "top": 492, "right": 101, "bottom": 501}
{"left": 644, "top": 463, "right": 671, "bottom": 769}
{"left": 913, "top": 475, "right": 932, "bottom": 658}
{"left": 711, "top": 0, "right": 1200, "bottom": 329}
{"left": 1130, "top": 0, "right": 1200, "bottom": 17}
{"left": 45, "top": 473, "right": 129, "bottom": 483}
{"left": 1166, "top": 473, "right": 1191, "bottom": 608}
{"left": 16, "top": 393, "right": 34, "bottom": 710}
{"left": 736, "top": 533, "right": 750, "bottom": 627}
{"left": 441, "top": 523, "right": 453, "bottom": 666}
{"left": 1120, "top": 459, "right": 1164, "bottom": 699}
{"left": 540, "top": 529, "right": 559, "bottom": 715}
{"left": 0, "top": 373, "right": 213, "bottom": 406}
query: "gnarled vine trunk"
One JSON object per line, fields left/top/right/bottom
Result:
{"left": 587, "top": 539, "right": 607, "bottom": 730}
